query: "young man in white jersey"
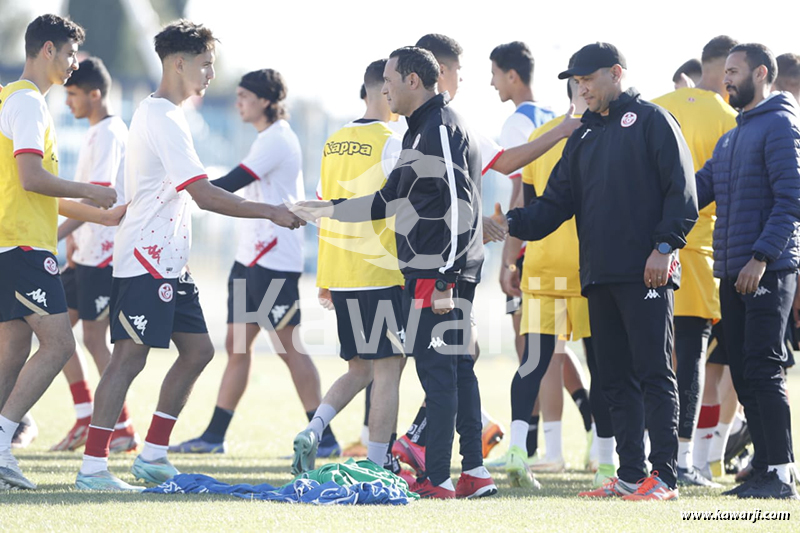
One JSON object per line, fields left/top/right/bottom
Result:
{"left": 50, "top": 57, "right": 140, "bottom": 454}
{"left": 291, "top": 59, "right": 410, "bottom": 480}
{"left": 76, "top": 20, "right": 303, "bottom": 492}
{"left": 0, "top": 14, "right": 122, "bottom": 490}
{"left": 169, "top": 68, "right": 340, "bottom": 456}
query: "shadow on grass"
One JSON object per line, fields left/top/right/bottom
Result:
{"left": 0, "top": 490, "right": 263, "bottom": 505}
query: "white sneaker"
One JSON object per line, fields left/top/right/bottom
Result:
{"left": 0, "top": 448, "right": 36, "bottom": 490}
{"left": 529, "top": 456, "right": 566, "bottom": 473}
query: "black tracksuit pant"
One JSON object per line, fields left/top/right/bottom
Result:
{"left": 674, "top": 316, "right": 713, "bottom": 440}
{"left": 719, "top": 270, "right": 796, "bottom": 469}
{"left": 587, "top": 283, "right": 679, "bottom": 488}
{"left": 403, "top": 279, "right": 483, "bottom": 486}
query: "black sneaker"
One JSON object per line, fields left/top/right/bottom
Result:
{"left": 738, "top": 470, "right": 799, "bottom": 500}
{"left": 721, "top": 468, "right": 767, "bottom": 496}
{"left": 677, "top": 466, "right": 721, "bottom": 488}
{"left": 724, "top": 421, "right": 751, "bottom": 463}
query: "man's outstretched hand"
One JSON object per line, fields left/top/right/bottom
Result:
{"left": 291, "top": 200, "right": 334, "bottom": 223}
{"left": 483, "top": 203, "right": 508, "bottom": 244}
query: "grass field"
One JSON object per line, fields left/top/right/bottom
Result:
{"left": 5, "top": 345, "right": 800, "bottom": 531}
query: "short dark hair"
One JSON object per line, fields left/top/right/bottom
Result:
{"left": 730, "top": 43, "right": 778, "bottom": 83}
{"left": 776, "top": 53, "right": 800, "bottom": 81}
{"left": 25, "top": 14, "right": 85, "bottom": 59}
{"left": 64, "top": 57, "right": 111, "bottom": 97}
{"left": 702, "top": 35, "right": 738, "bottom": 63}
{"left": 490, "top": 41, "right": 534, "bottom": 85}
{"left": 239, "top": 69, "right": 287, "bottom": 122}
{"left": 672, "top": 58, "right": 702, "bottom": 83}
{"left": 364, "top": 59, "right": 387, "bottom": 89}
{"left": 389, "top": 47, "right": 439, "bottom": 91}
{"left": 415, "top": 34, "right": 462, "bottom": 67}
{"left": 154, "top": 19, "right": 217, "bottom": 60}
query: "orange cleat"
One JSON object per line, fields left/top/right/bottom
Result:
{"left": 109, "top": 424, "right": 141, "bottom": 454}
{"left": 393, "top": 435, "right": 426, "bottom": 476}
{"left": 621, "top": 472, "right": 679, "bottom": 501}
{"left": 341, "top": 441, "right": 367, "bottom": 457}
{"left": 50, "top": 417, "right": 91, "bottom": 451}
{"left": 481, "top": 421, "right": 505, "bottom": 458}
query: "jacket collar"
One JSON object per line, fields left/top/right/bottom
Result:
{"left": 582, "top": 87, "right": 640, "bottom": 126}
{"left": 407, "top": 92, "right": 449, "bottom": 133}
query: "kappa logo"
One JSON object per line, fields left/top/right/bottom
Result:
{"left": 754, "top": 286, "right": 771, "bottom": 298}
{"left": 43, "top": 257, "right": 58, "bottom": 275}
{"left": 101, "top": 240, "right": 114, "bottom": 253}
{"left": 143, "top": 245, "right": 163, "bottom": 264}
{"left": 644, "top": 289, "right": 661, "bottom": 300}
{"left": 271, "top": 304, "right": 289, "bottom": 323}
{"left": 130, "top": 315, "right": 147, "bottom": 335}
{"left": 95, "top": 295, "right": 110, "bottom": 314}
{"left": 427, "top": 336, "right": 448, "bottom": 349}
{"left": 26, "top": 288, "right": 47, "bottom": 307}
{"left": 722, "top": 137, "right": 730, "bottom": 148}
{"left": 325, "top": 140, "right": 373, "bottom": 157}
{"left": 621, "top": 112, "right": 637, "bottom": 128}
{"left": 158, "top": 283, "right": 173, "bottom": 303}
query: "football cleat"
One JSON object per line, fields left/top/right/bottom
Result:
{"left": 529, "top": 455, "right": 566, "bottom": 473}
{"left": 0, "top": 449, "right": 36, "bottom": 490}
{"left": 131, "top": 455, "right": 179, "bottom": 484}
{"left": 76, "top": 470, "right": 144, "bottom": 492}
{"left": 737, "top": 469, "right": 799, "bottom": 500}
{"left": 456, "top": 470, "right": 498, "bottom": 499}
{"left": 409, "top": 478, "right": 455, "bottom": 499}
{"left": 593, "top": 464, "right": 616, "bottom": 488}
{"left": 341, "top": 441, "right": 367, "bottom": 458}
{"left": 109, "top": 425, "right": 141, "bottom": 454}
{"left": 316, "top": 433, "right": 341, "bottom": 458}
{"left": 392, "top": 435, "right": 426, "bottom": 476}
{"left": 622, "top": 472, "right": 679, "bottom": 501}
{"left": 579, "top": 476, "right": 638, "bottom": 498}
{"left": 677, "top": 466, "right": 721, "bottom": 488}
{"left": 291, "top": 429, "right": 319, "bottom": 476}
{"left": 168, "top": 436, "right": 226, "bottom": 454}
{"left": 481, "top": 421, "right": 505, "bottom": 458}
{"left": 50, "top": 418, "right": 91, "bottom": 451}
{"left": 11, "top": 414, "right": 38, "bottom": 449}
{"left": 505, "top": 445, "right": 540, "bottom": 489}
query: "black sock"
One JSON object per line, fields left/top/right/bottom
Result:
{"left": 406, "top": 405, "right": 426, "bottom": 440}
{"left": 307, "top": 410, "right": 337, "bottom": 445}
{"left": 364, "top": 382, "right": 373, "bottom": 426}
{"left": 571, "top": 388, "right": 592, "bottom": 432}
{"left": 201, "top": 406, "right": 233, "bottom": 444}
{"left": 384, "top": 433, "right": 399, "bottom": 473}
{"left": 527, "top": 415, "right": 539, "bottom": 457}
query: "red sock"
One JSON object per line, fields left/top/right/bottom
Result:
{"left": 69, "top": 380, "right": 92, "bottom": 405}
{"left": 116, "top": 404, "right": 131, "bottom": 427}
{"left": 697, "top": 404, "right": 720, "bottom": 431}
{"left": 145, "top": 412, "right": 177, "bottom": 446}
{"left": 84, "top": 426, "right": 113, "bottom": 458}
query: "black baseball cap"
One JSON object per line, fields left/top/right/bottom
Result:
{"left": 558, "top": 42, "right": 627, "bottom": 79}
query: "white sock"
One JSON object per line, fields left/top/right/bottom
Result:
{"left": 307, "top": 404, "right": 337, "bottom": 440}
{"left": 114, "top": 418, "right": 132, "bottom": 431}
{"left": 480, "top": 409, "right": 492, "bottom": 431}
{"left": 509, "top": 420, "right": 529, "bottom": 453}
{"left": 643, "top": 430, "right": 652, "bottom": 471}
{"left": 596, "top": 436, "right": 615, "bottom": 466}
{"left": 770, "top": 464, "right": 792, "bottom": 484}
{"left": 692, "top": 429, "right": 713, "bottom": 470}
{"left": 367, "top": 441, "right": 389, "bottom": 466}
{"left": 463, "top": 466, "right": 490, "bottom": 479}
{"left": 75, "top": 402, "right": 93, "bottom": 420}
{"left": 708, "top": 422, "right": 732, "bottom": 463}
{"left": 140, "top": 441, "right": 168, "bottom": 462}
{"left": 436, "top": 478, "right": 455, "bottom": 490}
{"left": 0, "top": 415, "right": 19, "bottom": 449}
{"left": 80, "top": 454, "right": 108, "bottom": 475}
{"left": 589, "top": 424, "right": 599, "bottom": 462}
{"left": 542, "top": 421, "right": 562, "bottom": 460}
{"left": 360, "top": 425, "right": 369, "bottom": 447}
{"left": 677, "top": 441, "right": 692, "bottom": 469}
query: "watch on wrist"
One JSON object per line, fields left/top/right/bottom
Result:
{"left": 753, "top": 251, "right": 769, "bottom": 263}
{"left": 435, "top": 279, "right": 448, "bottom": 292}
{"left": 655, "top": 242, "right": 673, "bottom": 255}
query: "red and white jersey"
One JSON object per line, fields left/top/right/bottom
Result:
{"left": 498, "top": 101, "right": 556, "bottom": 178}
{"left": 234, "top": 120, "right": 305, "bottom": 272}
{"left": 72, "top": 116, "right": 127, "bottom": 267}
{"left": 113, "top": 96, "right": 206, "bottom": 279}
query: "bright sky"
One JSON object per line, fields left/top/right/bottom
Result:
{"left": 188, "top": 0, "right": 798, "bottom": 135}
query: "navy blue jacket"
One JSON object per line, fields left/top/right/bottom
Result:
{"left": 696, "top": 92, "right": 800, "bottom": 278}
{"left": 506, "top": 88, "right": 698, "bottom": 293}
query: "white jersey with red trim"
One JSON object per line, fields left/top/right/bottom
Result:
{"left": 234, "top": 119, "right": 305, "bottom": 272}
{"left": 478, "top": 132, "right": 503, "bottom": 175}
{"left": 72, "top": 116, "right": 127, "bottom": 267}
{"left": 112, "top": 96, "right": 206, "bottom": 279}
{"left": 498, "top": 101, "right": 555, "bottom": 178}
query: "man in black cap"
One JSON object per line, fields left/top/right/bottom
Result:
{"left": 498, "top": 42, "right": 698, "bottom": 500}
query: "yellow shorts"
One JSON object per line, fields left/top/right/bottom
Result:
{"left": 520, "top": 292, "right": 591, "bottom": 340}
{"left": 674, "top": 249, "right": 720, "bottom": 320}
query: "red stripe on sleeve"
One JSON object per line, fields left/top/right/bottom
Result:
{"left": 175, "top": 174, "right": 208, "bottom": 192}
{"left": 482, "top": 149, "right": 504, "bottom": 176}
{"left": 13, "top": 148, "right": 44, "bottom": 158}
{"left": 133, "top": 248, "right": 163, "bottom": 279}
{"left": 89, "top": 181, "right": 112, "bottom": 187}
{"left": 239, "top": 164, "right": 260, "bottom": 181}
{"left": 508, "top": 173, "right": 522, "bottom": 180}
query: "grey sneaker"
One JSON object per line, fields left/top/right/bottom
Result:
{"left": 678, "top": 466, "right": 721, "bottom": 488}
{"left": 291, "top": 429, "right": 319, "bottom": 476}
{"left": 76, "top": 470, "right": 144, "bottom": 492}
{"left": 0, "top": 449, "right": 36, "bottom": 490}
{"left": 131, "top": 455, "right": 179, "bottom": 484}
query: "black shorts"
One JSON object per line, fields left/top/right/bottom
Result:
{"left": 331, "top": 286, "right": 405, "bottom": 361}
{"left": 706, "top": 321, "right": 728, "bottom": 365}
{"left": 0, "top": 247, "right": 67, "bottom": 322}
{"left": 226, "top": 262, "right": 301, "bottom": 330}
{"left": 110, "top": 271, "right": 207, "bottom": 349}
{"left": 505, "top": 255, "right": 525, "bottom": 315}
{"left": 62, "top": 264, "right": 113, "bottom": 321}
